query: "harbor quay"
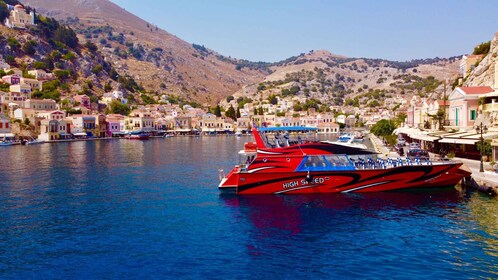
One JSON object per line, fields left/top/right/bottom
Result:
{"left": 370, "top": 133, "right": 498, "bottom": 195}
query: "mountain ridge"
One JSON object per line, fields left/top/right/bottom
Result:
{"left": 22, "top": 0, "right": 461, "bottom": 108}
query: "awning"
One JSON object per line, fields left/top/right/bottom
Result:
{"left": 410, "top": 133, "right": 440, "bottom": 142}
{"left": 0, "top": 133, "right": 15, "bottom": 138}
{"left": 439, "top": 138, "right": 478, "bottom": 145}
{"left": 59, "top": 132, "right": 71, "bottom": 136}
{"left": 73, "top": 132, "right": 87, "bottom": 136}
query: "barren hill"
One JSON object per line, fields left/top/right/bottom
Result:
{"left": 23, "top": 0, "right": 462, "bottom": 109}
{"left": 24, "top": 0, "right": 267, "bottom": 105}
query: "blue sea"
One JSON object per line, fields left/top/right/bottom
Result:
{"left": 0, "top": 136, "right": 497, "bottom": 279}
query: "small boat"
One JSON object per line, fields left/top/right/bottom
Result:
{"left": 322, "top": 133, "right": 368, "bottom": 150}
{"left": 218, "top": 126, "right": 471, "bottom": 194}
{"left": 0, "top": 141, "right": 14, "bottom": 146}
{"left": 21, "top": 137, "right": 45, "bottom": 145}
{"left": 125, "top": 131, "right": 150, "bottom": 140}
{"left": 27, "top": 139, "right": 45, "bottom": 145}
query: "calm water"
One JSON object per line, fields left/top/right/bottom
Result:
{"left": 0, "top": 136, "right": 497, "bottom": 279}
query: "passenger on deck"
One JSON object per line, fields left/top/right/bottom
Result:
{"left": 283, "top": 131, "right": 290, "bottom": 146}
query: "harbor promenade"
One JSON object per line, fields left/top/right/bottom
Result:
{"left": 369, "top": 133, "right": 498, "bottom": 194}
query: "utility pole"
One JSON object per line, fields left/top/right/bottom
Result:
{"left": 442, "top": 79, "right": 447, "bottom": 130}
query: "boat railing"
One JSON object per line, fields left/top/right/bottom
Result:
{"left": 296, "top": 154, "right": 459, "bottom": 172}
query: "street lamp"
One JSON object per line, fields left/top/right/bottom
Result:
{"left": 475, "top": 113, "right": 489, "bottom": 172}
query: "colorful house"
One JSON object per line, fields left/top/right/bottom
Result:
{"left": 448, "top": 86, "right": 493, "bottom": 129}
{"left": 38, "top": 119, "right": 59, "bottom": 141}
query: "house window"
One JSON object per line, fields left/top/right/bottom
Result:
{"left": 470, "top": 110, "right": 476, "bottom": 121}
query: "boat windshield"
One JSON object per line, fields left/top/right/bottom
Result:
{"left": 258, "top": 127, "right": 318, "bottom": 148}
{"left": 295, "top": 155, "right": 356, "bottom": 171}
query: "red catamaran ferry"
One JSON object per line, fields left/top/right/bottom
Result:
{"left": 218, "top": 126, "right": 471, "bottom": 195}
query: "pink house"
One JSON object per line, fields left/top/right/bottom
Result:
{"left": 448, "top": 86, "right": 493, "bottom": 129}
{"left": 2, "top": 74, "right": 21, "bottom": 85}
{"left": 73, "top": 94, "right": 91, "bottom": 109}
{"left": 106, "top": 114, "right": 125, "bottom": 137}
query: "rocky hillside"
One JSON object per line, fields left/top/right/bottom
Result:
{"left": 0, "top": 4, "right": 142, "bottom": 103}
{"left": 221, "top": 50, "right": 460, "bottom": 110}
{"left": 24, "top": 0, "right": 268, "bottom": 105}
{"left": 21, "top": 0, "right": 463, "bottom": 109}
{"left": 463, "top": 32, "right": 498, "bottom": 87}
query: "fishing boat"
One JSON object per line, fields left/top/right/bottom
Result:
{"left": 218, "top": 126, "right": 470, "bottom": 194}
{"left": 124, "top": 131, "right": 150, "bottom": 140}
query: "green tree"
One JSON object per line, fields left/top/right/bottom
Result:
{"left": 477, "top": 140, "right": 492, "bottom": 157}
{"left": 268, "top": 94, "right": 278, "bottom": 105}
{"left": 54, "top": 26, "right": 79, "bottom": 48}
{"left": 225, "top": 105, "right": 236, "bottom": 120}
{"left": 370, "top": 119, "right": 395, "bottom": 137}
{"left": 214, "top": 105, "right": 222, "bottom": 117}
{"left": 394, "top": 112, "right": 407, "bottom": 127}
{"left": 236, "top": 107, "right": 241, "bottom": 118}
{"left": 0, "top": 2, "right": 9, "bottom": 23}
{"left": 109, "top": 100, "right": 131, "bottom": 116}
{"left": 7, "top": 38, "right": 20, "bottom": 51}
{"left": 22, "top": 40, "right": 38, "bottom": 55}
{"left": 257, "top": 106, "right": 263, "bottom": 115}
{"left": 473, "top": 41, "right": 491, "bottom": 55}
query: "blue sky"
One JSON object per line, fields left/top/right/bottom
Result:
{"left": 110, "top": 0, "right": 498, "bottom": 63}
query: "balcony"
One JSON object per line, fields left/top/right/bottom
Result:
{"left": 482, "top": 103, "right": 498, "bottom": 112}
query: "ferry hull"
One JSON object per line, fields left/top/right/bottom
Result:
{"left": 219, "top": 163, "right": 469, "bottom": 195}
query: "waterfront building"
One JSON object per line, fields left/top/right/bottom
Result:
{"left": 58, "top": 119, "right": 71, "bottom": 140}
{"left": 317, "top": 122, "right": 340, "bottom": 134}
{"left": 67, "top": 115, "right": 96, "bottom": 136}
{"left": 0, "top": 115, "right": 12, "bottom": 138}
{"left": 106, "top": 114, "right": 125, "bottom": 137}
{"left": 38, "top": 119, "right": 59, "bottom": 141}
{"left": 173, "top": 116, "right": 192, "bottom": 132}
{"left": 448, "top": 86, "right": 493, "bottom": 129}
{"left": 199, "top": 113, "right": 217, "bottom": 133}
{"left": 124, "top": 110, "right": 154, "bottom": 132}
{"left": 236, "top": 117, "right": 251, "bottom": 132}
{"left": 95, "top": 114, "right": 107, "bottom": 138}
{"left": 280, "top": 117, "right": 301, "bottom": 127}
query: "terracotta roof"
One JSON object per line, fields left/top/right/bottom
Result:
{"left": 437, "top": 100, "right": 448, "bottom": 106}
{"left": 459, "top": 86, "right": 494, "bottom": 95}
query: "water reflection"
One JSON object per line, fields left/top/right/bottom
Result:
{"left": 467, "top": 193, "right": 498, "bottom": 258}
{"left": 220, "top": 190, "right": 464, "bottom": 235}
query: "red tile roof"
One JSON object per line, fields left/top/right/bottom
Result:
{"left": 459, "top": 86, "right": 493, "bottom": 95}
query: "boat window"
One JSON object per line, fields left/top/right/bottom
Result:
{"left": 296, "top": 155, "right": 355, "bottom": 171}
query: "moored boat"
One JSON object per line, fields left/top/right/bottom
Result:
{"left": 0, "top": 141, "right": 14, "bottom": 146}
{"left": 124, "top": 131, "right": 150, "bottom": 140}
{"left": 218, "top": 127, "right": 471, "bottom": 194}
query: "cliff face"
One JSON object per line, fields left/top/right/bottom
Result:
{"left": 464, "top": 32, "right": 498, "bottom": 89}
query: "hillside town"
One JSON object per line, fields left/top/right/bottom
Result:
{"left": 0, "top": 4, "right": 496, "bottom": 167}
